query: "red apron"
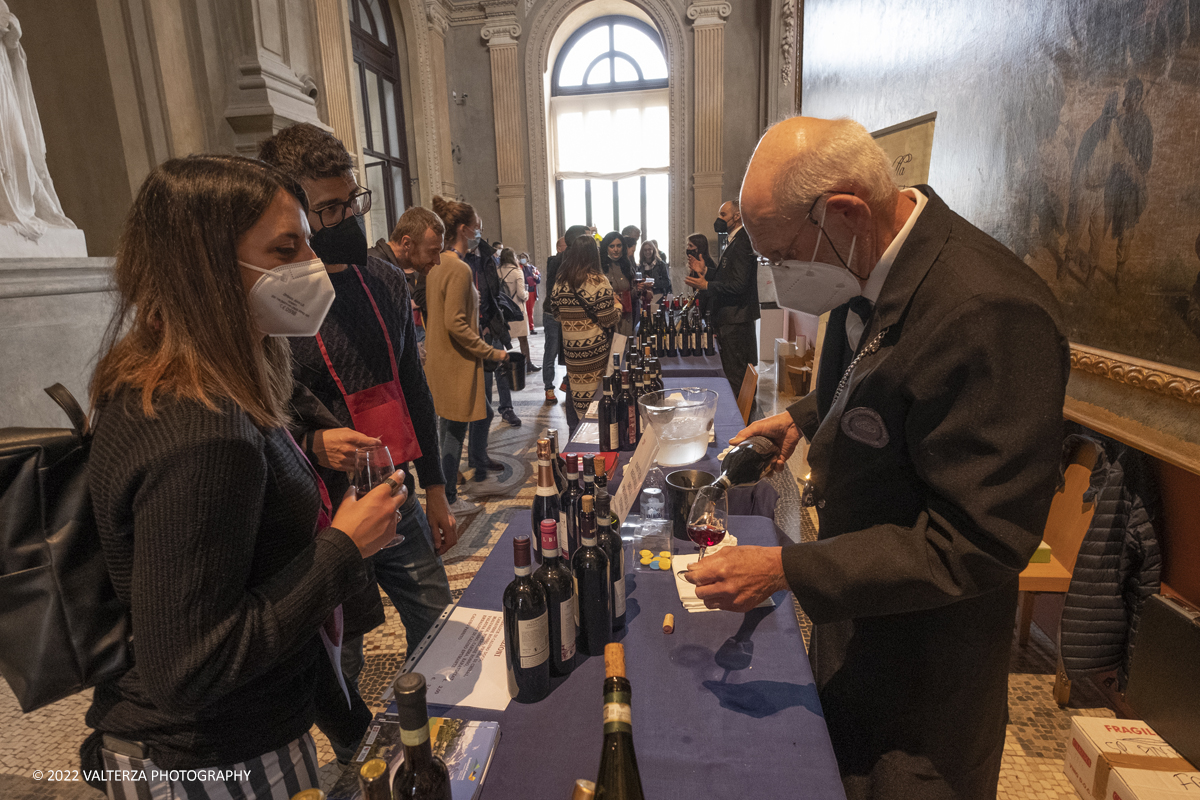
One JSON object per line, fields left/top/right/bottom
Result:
{"left": 315, "top": 266, "right": 422, "bottom": 465}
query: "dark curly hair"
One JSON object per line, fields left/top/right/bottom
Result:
{"left": 256, "top": 123, "right": 354, "bottom": 182}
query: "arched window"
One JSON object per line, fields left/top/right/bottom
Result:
{"left": 349, "top": 0, "right": 412, "bottom": 243}
{"left": 550, "top": 16, "right": 669, "bottom": 248}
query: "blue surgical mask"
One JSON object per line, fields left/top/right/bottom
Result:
{"left": 467, "top": 229, "right": 482, "bottom": 251}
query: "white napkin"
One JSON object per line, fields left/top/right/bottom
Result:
{"left": 673, "top": 537, "right": 776, "bottom": 614}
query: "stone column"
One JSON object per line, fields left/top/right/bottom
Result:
{"left": 427, "top": 3, "right": 456, "bottom": 198}
{"left": 688, "top": 2, "right": 731, "bottom": 247}
{"left": 482, "top": 15, "right": 528, "bottom": 253}
{"left": 313, "top": 0, "right": 364, "bottom": 169}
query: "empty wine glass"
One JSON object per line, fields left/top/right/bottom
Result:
{"left": 685, "top": 484, "right": 727, "bottom": 562}
{"left": 354, "top": 444, "right": 403, "bottom": 549}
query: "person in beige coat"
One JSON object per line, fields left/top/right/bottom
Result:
{"left": 427, "top": 196, "right": 506, "bottom": 514}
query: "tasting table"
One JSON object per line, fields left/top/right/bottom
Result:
{"left": 655, "top": 349, "right": 726, "bottom": 379}
{"left": 573, "top": 377, "right": 776, "bottom": 519}
{"left": 421, "top": 511, "right": 845, "bottom": 800}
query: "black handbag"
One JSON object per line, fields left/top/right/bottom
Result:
{"left": 0, "top": 385, "right": 131, "bottom": 712}
{"left": 496, "top": 287, "right": 525, "bottom": 323}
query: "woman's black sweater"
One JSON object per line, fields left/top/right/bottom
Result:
{"left": 85, "top": 391, "right": 368, "bottom": 769}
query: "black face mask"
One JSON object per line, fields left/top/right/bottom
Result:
{"left": 311, "top": 214, "right": 368, "bottom": 266}
{"left": 713, "top": 217, "right": 728, "bottom": 234}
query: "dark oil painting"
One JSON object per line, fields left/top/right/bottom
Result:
{"left": 801, "top": 0, "right": 1200, "bottom": 374}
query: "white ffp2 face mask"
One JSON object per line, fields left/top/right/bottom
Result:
{"left": 769, "top": 205, "right": 860, "bottom": 317}
{"left": 239, "top": 257, "right": 336, "bottom": 337}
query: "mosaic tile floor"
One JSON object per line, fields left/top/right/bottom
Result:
{"left": 0, "top": 331, "right": 1122, "bottom": 799}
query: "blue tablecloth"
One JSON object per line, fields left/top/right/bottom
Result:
{"left": 658, "top": 351, "right": 726, "bottom": 379}
{"left": 421, "top": 512, "right": 845, "bottom": 800}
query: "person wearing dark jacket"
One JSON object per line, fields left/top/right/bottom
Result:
{"left": 639, "top": 239, "right": 672, "bottom": 298}
{"left": 258, "top": 125, "right": 455, "bottom": 762}
{"left": 82, "top": 156, "right": 405, "bottom": 798}
{"left": 468, "top": 240, "right": 520, "bottom": 429}
{"left": 686, "top": 200, "right": 760, "bottom": 395}
{"left": 684, "top": 117, "right": 1070, "bottom": 800}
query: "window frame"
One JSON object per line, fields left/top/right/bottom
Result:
{"left": 551, "top": 16, "right": 668, "bottom": 97}
{"left": 349, "top": 0, "right": 412, "bottom": 228}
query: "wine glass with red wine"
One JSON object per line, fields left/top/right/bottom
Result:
{"left": 685, "top": 485, "right": 728, "bottom": 562}
{"left": 354, "top": 444, "right": 404, "bottom": 549}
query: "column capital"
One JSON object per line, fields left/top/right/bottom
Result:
{"left": 481, "top": 18, "right": 521, "bottom": 46}
{"left": 687, "top": 2, "right": 732, "bottom": 27}
{"left": 427, "top": 1, "right": 450, "bottom": 36}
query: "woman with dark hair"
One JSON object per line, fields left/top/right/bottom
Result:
{"left": 427, "top": 196, "right": 508, "bottom": 507}
{"left": 551, "top": 236, "right": 623, "bottom": 425}
{"left": 84, "top": 156, "right": 406, "bottom": 798}
{"left": 599, "top": 230, "right": 638, "bottom": 336}
{"left": 686, "top": 232, "right": 718, "bottom": 322}
{"left": 639, "top": 239, "right": 672, "bottom": 299}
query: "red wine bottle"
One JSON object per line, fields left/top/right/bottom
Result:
{"left": 713, "top": 435, "right": 781, "bottom": 492}
{"left": 582, "top": 453, "right": 597, "bottom": 502}
{"left": 598, "top": 375, "right": 618, "bottom": 452}
{"left": 548, "top": 428, "right": 569, "bottom": 494}
{"left": 562, "top": 453, "right": 584, "bottom": 556}
{"left": 532, "top": 438, "right": 564, "bottom": 563}
{"left": 664, "top": 307, "right": 678, "bottom": 357}
{"left": 615, "top": 370, "right": 636, "bottom": 451}
{"left": 503, "top": 535, "right": 551, "bottom": 703}
{"left": 646, "top": 358, "right": 664, "bottom": 393}
{"left": 701, "top": 314, "right": 716, "bottom": 356}
{"left": 390, "top": 672, "right": 452, "bottom": 800}
{"left": 631, "top": 367, "right": 644, "bottom": 443}
{"left": 595, "top": 493, "right": 626, "bottom": 631}
{"left": 533, "top": 519, "right": 576, "bottom": 676}
{"left": 678, "top": 309, "right": 693, "bottom": 357}
{"left": 358, "top": 758, "right": 390, "bottom": 800}
{"left": 572, "top": 495, "right": 612, "bottom": 657}
{"left": 594, "top": 644, "right": 645, "bottom": 800}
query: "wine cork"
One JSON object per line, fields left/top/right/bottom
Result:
{"left": 663, "top": 613, "right": 675, "bottom": 634}
{"left": 604, "top": 642, "right": 626, "bottom": 678}
{"left": 581, "top": 494, "right": 593, "bottom": 512}
{"left": 571, "top": 779, "right": 596, "bottom": 800}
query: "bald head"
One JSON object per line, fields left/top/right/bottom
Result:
{"left": 740, "top": 116, "right": 900, "bottom": 264}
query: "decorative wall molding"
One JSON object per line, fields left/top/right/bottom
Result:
{"left": 780, "top": 0, "right": 796, "bottom": 84}
{"left": 686, "top": 1, "right": 731, "bottom": 27}
{"left": 426, "top": 1, "right": 450, "bottom": 35}
{"left": 0, "top": 259, "right": 115, "bottom": 299}
{"left": 524, "top": 0, "right": 690, "bottom": 269}
{"left": 1070, "top": 344, "right": 1200, "bottom": 406}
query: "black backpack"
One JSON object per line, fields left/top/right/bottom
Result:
{"left": 0, "top": 384, "right": 131, "bottom": 712}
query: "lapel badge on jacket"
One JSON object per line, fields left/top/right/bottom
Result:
{"left": 840, "top": 407, "right": 889, "bottom": 448}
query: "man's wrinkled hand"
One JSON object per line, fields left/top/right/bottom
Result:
{"left": 729, "top": 411, "right": 801, "bottom": 473}
{"left": 682, "top": 545, "right": 788, "bottom": 612}
{"left": 313, "top": 428, "right": 382, "bottom": 473}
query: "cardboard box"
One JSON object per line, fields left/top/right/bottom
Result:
{"left": 1064, "top": 717, "right": 1197, "bottom": 800}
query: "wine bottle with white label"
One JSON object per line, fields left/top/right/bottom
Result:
{"left": 595, "top": 644, "right": 645, "bottom": 800}
{"left": 390, "top": 672, "right": 452, "bottom": 800}
{"left": 503, "top": 534, "right": 551, "bottom": 703}
{"left": 595, "top": 493, "right": 626, "bottom": 631}
{"left": 532, "top": 438, "right": 563, "bottom": 563}
{"left": 533, "top": 519, "right": 576, "bottom": 676}
{"left": 573, "top": 495, "right": 611, "bottom": 657}
{"left": 598, "top": 376, "right": 618, "bottom": 452}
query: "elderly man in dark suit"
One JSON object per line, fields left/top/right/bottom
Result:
{"left": 686, "top": 200, "right": 760, "bottom": 395}
{"left": 683, "top": 116, "right": 1069, "bottom": 799}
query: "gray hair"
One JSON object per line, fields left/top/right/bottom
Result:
{"left": 390, "top": 206, "right": 445, "bottom": 244}
{"left": 771, "top": 118, "right": 897, "bottom": 223}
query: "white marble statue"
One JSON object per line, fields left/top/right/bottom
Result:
{"left": 0, "top": 0, "right": 76, "bottom": 243}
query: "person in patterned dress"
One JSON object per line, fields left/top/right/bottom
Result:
{"left": 551, "top": 236, "right": 622, "bottom": 429}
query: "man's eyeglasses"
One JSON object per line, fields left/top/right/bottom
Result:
{"left": 313, "top": 189, "right": 372, "bottom": 229}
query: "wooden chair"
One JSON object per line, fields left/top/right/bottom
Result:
{"left": 1017, "top": 438, "right": 1100, "bottom": 704}
{"left": 737, "top": 364, "right": 759, "bottom": 424}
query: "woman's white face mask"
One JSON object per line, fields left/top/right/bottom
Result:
{"left": 239, "top": 258, "right": 336, "bottom": 337}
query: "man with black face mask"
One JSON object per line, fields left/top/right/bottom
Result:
{"left": 258, "top": 124, "right": 455, "bottom": 764}
{"left": 686, "top": 200, "right": 760, "bottom": 396}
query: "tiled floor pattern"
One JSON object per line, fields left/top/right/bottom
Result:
{"left": 0, "top": 332, "right": 1122, "bottom": 799}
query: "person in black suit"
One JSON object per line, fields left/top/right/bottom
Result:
{"left": 685, "top": 200, "right": 760, "bottom": 395}
{"left": 683, "top": 117, "right": 1070, "bottom": 800}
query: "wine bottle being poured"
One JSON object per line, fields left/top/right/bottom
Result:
{"left": 712, "top": 435, "right": 780, "bottom": 493}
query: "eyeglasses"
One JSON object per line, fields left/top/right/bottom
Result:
{"left": 313, "top": 189, "right": 372, "bottom": 229}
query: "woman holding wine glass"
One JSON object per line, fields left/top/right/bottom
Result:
{"left": 83, "top": 156, "right": 408, "bottom": 799}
